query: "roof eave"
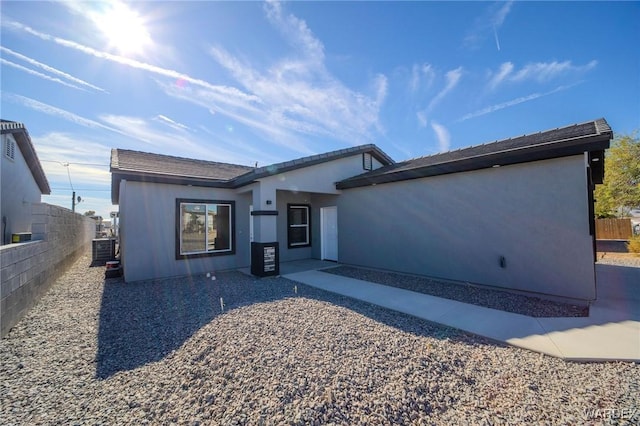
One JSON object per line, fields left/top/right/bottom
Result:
{"left": 337, "top": 133, "right": 611, "bottom": 190}
{"left": 111, "top": 171, "right": 234, "bottom": 204}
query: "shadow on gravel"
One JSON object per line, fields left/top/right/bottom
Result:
{"left": 96, "top": 271, "right": 480, "bottom": 379}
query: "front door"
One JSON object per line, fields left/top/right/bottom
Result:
{"left": 321, "top": 206, "right": 338, "bottom": 261}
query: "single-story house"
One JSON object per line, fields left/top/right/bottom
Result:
{"left": 1, "top": 120, "right": 51, "bottom": 245}
{"left": 110, "top": 118, "right": 612, "bottom": 302}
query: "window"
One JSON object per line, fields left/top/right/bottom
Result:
{"left": 4, "top": 137, "right": 15, "bottom": 160}
{"left": 176, "top": 199, "right": 234, "bottom": 258}
{"left": 288, "top": 204, "right": 311, "bottom": 248}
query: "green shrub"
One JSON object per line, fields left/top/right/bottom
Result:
{"left": 627, "top": 235, "right": 640, "bottom": 254}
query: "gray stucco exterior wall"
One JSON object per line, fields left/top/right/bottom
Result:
{"left": 274, "top": 191, "right": 339, "bottom": 262}
{"left": 118, "top": 181, "right": 251, "bottom": 282}
{"left": 337, "top": 155, "right": 596, "bottom": 301}
{"left": 1, "top": 133, "right": 42, "bottom": 245}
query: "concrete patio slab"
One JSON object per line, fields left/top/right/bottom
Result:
{"left": 541, "top": 321, "right": 640, "bottom": 362}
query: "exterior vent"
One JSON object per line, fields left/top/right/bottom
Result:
{"left": 5, "top": 137, "right": 15, "bottom": 160}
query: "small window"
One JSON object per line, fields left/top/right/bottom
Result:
{"left": 363, "top": 152, "right": 372, "bottom": 170}
{"left": 288, "top": 204, "right": 311, "bottom": 248}
{"left": 4, "top": 137, "right": 16, "bottom": 160}
{"left": 176, "top": 199, "right": 235, "bottom": 258}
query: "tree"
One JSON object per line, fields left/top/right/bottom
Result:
{"left": 83, "top": 210, "right": 96, "bottom": 217}
{"left": 595, "top": 133, "right": 640, "bottom": 218}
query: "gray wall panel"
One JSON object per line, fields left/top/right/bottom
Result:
{"left": 120, "top": 181, "right": 251, "bottom": 282}
{"left": 1, "top": 134, "right": 42, "bottom": 244}
{"left": 338, "top": 155, "right": 595, "bottom": 301}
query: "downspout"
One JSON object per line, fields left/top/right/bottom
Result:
{"left": 2, "top": 216, "right": 6, "bottom": 245}
{"left": 586, "top": 164, "right": 597, "bottom": 302}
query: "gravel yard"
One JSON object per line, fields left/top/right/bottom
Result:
{"left": 597, "top": 252, "right": 640, "bottom": 268}
{"left": 1, "top": 253, "right": 638, "bottom": 425}
{"left": 322, "top": 266, "right": 590, "bottom": 318}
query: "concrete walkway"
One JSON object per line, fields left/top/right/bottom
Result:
{"left": 284, "top": 264, "right": 640, "bottom": 362}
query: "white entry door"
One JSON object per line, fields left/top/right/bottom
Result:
{"left": 321, "top": 206, "right": 338, "bottom": 261}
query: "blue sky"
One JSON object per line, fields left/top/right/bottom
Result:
{"left": 1, "top": 1, "right": 638, "bottom": 219}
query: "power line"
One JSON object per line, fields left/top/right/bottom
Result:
{"left": 50, "top": 188, "right": 111, "bottom": 192}
{"left": 40, "top": 159, "right": 110, "bottom": 167}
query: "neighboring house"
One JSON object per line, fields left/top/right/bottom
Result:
{"left": 110, "top": 118, "right": 612, "bottom": 302}
{"left": 1, "top": 121, "right": 51, "bottom": 245}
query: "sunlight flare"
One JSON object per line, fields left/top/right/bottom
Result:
{"left": 92, "top": 2, "right": 151, "bottom": 55}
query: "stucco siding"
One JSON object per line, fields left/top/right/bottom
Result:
{"left": 119, "top": 181, "right": 251, "bottom": 282}
{"left": 276, "top": 190, "right": 313, "bottom": 262}
{"left": 338, "top": 155, "right": 595, "bottom": 301}
{"left": 1, "top": 134, "right": 42, "bottom": 244}
{"left": 274, "top": 191, "right": 339, "bottom": 262}
{"left": 258, "top": 153, "right": 372, "bottom": 194}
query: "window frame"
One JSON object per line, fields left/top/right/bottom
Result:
{"left": 175, "top": 198, "right": 235, "bottom": 259}
{"left": 287, "top": 204, "right": 311, "bottom": 248}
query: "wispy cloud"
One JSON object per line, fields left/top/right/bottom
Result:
{"left": 99, "top": 114, "right": 259, "bottom": 166}
{"left": 3, "top": 20, "right": 258, "bottom": 103}
{"left": 428, "top": 67, "right": 463, "bottom": 112}
{"left": 456, "top": 83, "right": 580, "bottom": 122}
{"left": 409, "top": 63, "right": 435, "bottom": 93}
{"left": 199, "top": 1, "right": 386, "bottom": 148}
{"left": 464, "top": 1, "right": 514, "bottom": 51}
{"left": 264, "top": 0, "right": 324, "bottom": 63}
{"left": 417, "top": 66, "right": 463, "bottom": 128}
{"left": 34, "top": 132, "right": 112, "bottom": 187}
{"left": 430, "top": 121, "right": 451, "bottom": 152}
{"left": 487, "top": 62, "right": 515, "bottom": 90}
{"left": 487, "top": 60, "right": 597, "bottom": 90}
{"left": 0, "top": 58, "right": 85, "bottom": 91}
{"left": 0, "top": 46, "right": 107, "bottom": 92}
{"left": 511, "top": 60, "right": 597, "bottom": 83}
{"left": 3, "top": 92, "right": 131, "bottom": 137}
{"left": 153, "top": 115, "right": 191, "bottom": 132}
{"left": 5, "top": 7, "right": 386, "bottom": 151}
{"left": 416, "top": 111, "right": 428, "bottom": 128}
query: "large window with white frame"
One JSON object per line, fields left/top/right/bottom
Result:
{"left": 287, "top": 204, "right": 311, "bottom": 248}
{"left": 176, "top": 199, "right": 235, "bottom": 258}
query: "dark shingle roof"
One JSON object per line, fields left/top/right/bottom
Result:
{"left": 111, "top": 149, "right": 253, "bottom": 181}
{"left": 336, "top": 118, "right": 612, "bottom": 189}
{"left": 110, "top": 149, "right": 254, "bottom": 204}
{"left": 110, "top": 144, "right": 394, "bottom": 204}
{"left": 1, "top": 120, "right": 51, "bottom": 194}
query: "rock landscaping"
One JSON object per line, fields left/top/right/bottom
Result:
{"left": 323, "top": 266, "right": 589, "bottom": 317}
{"left": 1, "top": 253, "right": 638, "bottom": 425}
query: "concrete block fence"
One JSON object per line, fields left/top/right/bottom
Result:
{"left": 1, "top": 203, "right": 96, "bottom": 337}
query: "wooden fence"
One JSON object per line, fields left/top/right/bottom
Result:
{"left": 595, "top": 218, "right": 632, "bottom": 240}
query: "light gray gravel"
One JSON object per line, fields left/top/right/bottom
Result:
{"left": 597, "top": 254, "right": 640, "bottom": 268}
{"left": 323, "top": 266, "right": 589, "bottom": 317}
{"left": 1, "top": 252, "right": 638, "bottom": 425}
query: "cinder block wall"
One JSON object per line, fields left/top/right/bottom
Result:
{"left": 1, "top": 203, "right": 95, "bottom": 337}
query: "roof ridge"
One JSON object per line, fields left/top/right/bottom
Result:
{"left": 402, "top": 118, "right": 609, "bottom": 164}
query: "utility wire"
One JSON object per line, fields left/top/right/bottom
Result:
{"left": 51, "top": 188, "right": 111, "bottom": 192}
{"left": 41, "top": 159, "right": 110, "bottom": 167}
